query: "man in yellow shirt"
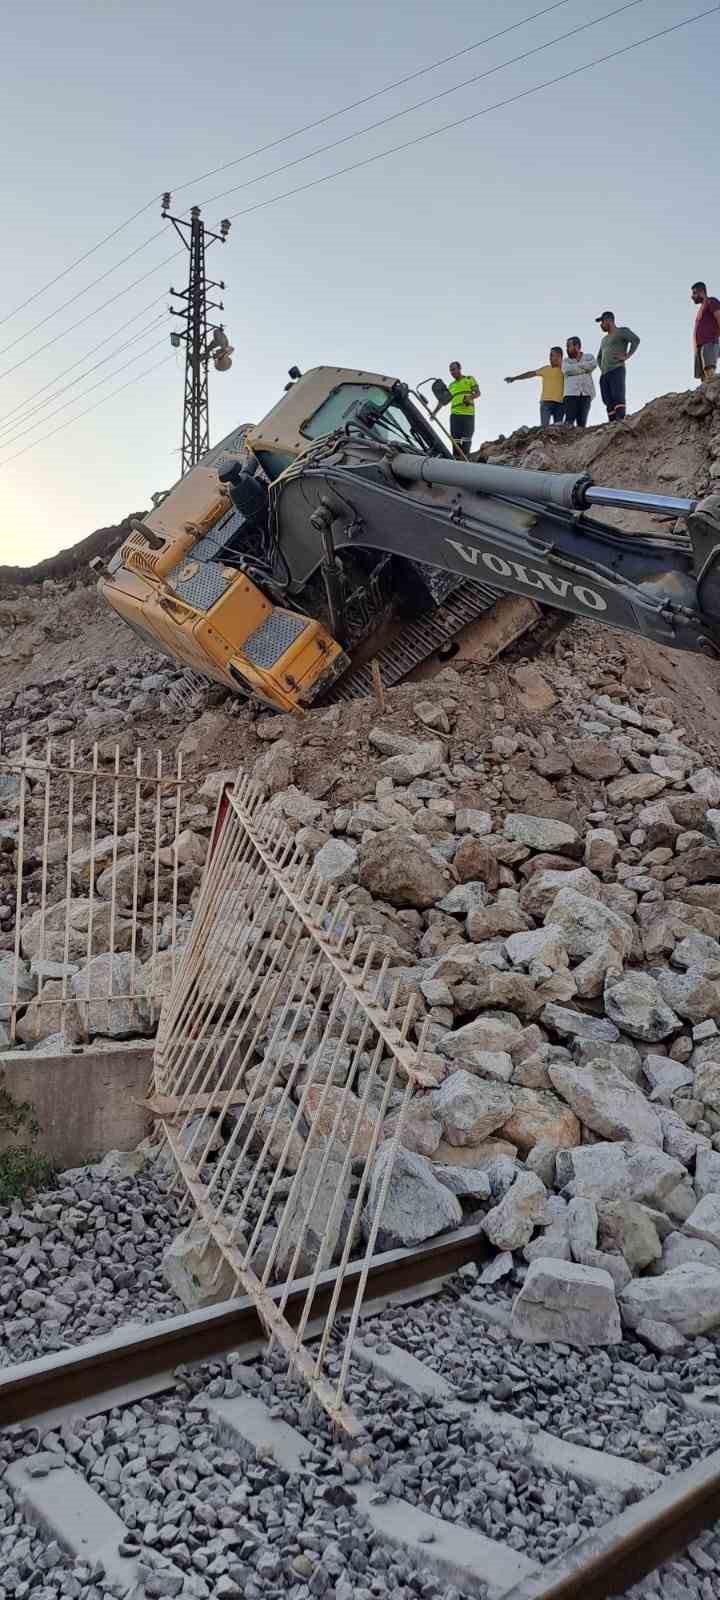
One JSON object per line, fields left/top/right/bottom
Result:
{"left": 505, "top": 346, "right": 565, "bottom": 426}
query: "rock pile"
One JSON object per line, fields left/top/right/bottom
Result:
{"left": 180, "top": 658, "right": 720, "bottom": 1357}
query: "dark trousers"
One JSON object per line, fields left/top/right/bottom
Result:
{"left": 600, "top": 366, "right": 626, "bottom": 421}
{"left": 564, "top": 394, "right": 592, "bottom": 428}
{"left": 450, "top": 414, "right": 474, "bottom": 457}
{"left": 539, "top": 400, "right": 564, "bottom": 426}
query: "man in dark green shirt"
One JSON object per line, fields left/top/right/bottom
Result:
{"left": 596, "top": 312, "right": 640, "bottom": 422}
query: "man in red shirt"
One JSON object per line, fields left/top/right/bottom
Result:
{"left": 691, "top": 282, "right": 720, "bottom": 382}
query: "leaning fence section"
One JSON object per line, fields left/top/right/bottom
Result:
{"left": 0, "top": 734, "right": 189, "bottom": 1046}
{"left": 152, "top": 773, "right": 437, "bottom": 1434}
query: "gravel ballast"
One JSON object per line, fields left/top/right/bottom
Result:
{"left": 363, "top": 1279, "right": 720, "bottom": 1475}
{"left": 0, "top": 1157, "right": 184, "bottom": 1365}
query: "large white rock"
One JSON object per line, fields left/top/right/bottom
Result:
{"left": 455, "top": 807, "right": 492, "bottom": 836}
{"left": 695, "top": 1061, "right": 720, "bottom": 1112}
{"left": 0, "top": 956, "right": 34, "bottom": 1020}
{"left": 689, "top": 768, "right": 720, "bottom": 805}
{"left": 482, "top": 1171, "right": 547, "bottom": 1252}
{"left": 520, "top": 869, "right": 601, "bottom": 920}
{"left": 556, "top": 1142, "right": 629, "bottom": 1201}
{"left": 162, "top": 1223, "right": 238, "bottom": 1309}
{"left": 684, "top": 1194, "right": 720, "bottom": 1250}
{"left": 695, "top": 1148, "right": 720, "bottom": 1198}
{"left": 606, "top": 773, "right": 667, "bottom": 804}
{"left": 511, "top": 1258, "right": 621, "bottom": 1347}
{"left": 545, "top": 889, "right": 634, "bottom": 961}
{"left": 275, "top": 1147, "right": 351, "bottom": 1274}
{"left": 659, "top": 1232, "right": 720, "bottom": 1274}
{"left": 442, "top": 1017, "right": 524, "bottom": 1067}
{"left": 505, "top": 926, "right": 568, "bottom": 969}
{"left": 71, "top": 953, "right": 151, "bottom": 1039}
{"left": 621, "top": 1263, "right": 720, "bottom": 1336}
{"left": 503, "top": 814, "right": 578, "bottom": 852}
{"left": 431, "top": 1072, "right": 512, "bottom": 1146}
{"left": 548, "top": 1060, "right": 663, "bottom": 1147}
{"left": 20, "top": 897, "right": 134, "bottom": 963}
{"left": 313, "top": 838, "right": 358, "bottom": 887}
{"left": 672, "top": 933, "right": 720, "bottom": 977}
{"left": 625, "top": 1145, "right": 688, "bottom": 1207}
{"left": 363, "top": 1143, "right": 461, "bottom": 1249}
{"left": 604, "top": 973, "right": 680, "bottom": 1041}
{"left": 657, "top": 968, "right": 720, "bottom": 1025}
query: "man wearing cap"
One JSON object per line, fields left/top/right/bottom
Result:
{"left": 446, "top": 361, "right": 481, "bottom": 458}
{"left": 562, "top": 337, "right": 596, "bottom": 428}
{"left": 691, "top": 282, "right": 720, "bottom": 382}
{"left": 596, "top": 312, "right": 640, "bottom": 422}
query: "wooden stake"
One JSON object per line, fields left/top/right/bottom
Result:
{"left": 371, "top": 658, "right": 385, "bottom": 713}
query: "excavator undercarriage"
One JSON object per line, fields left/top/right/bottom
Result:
{"left": 100, "top": 366, "right": 720, "bottom": 714}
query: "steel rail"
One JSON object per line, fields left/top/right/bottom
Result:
{"left": 505, "top": 1442, "right": 720, "bottom": 1600}
{"left": 5, "top": 1220, "right": 720, "bottom": 1600}
{"left": 0, "top": 1221, "right": 484, "bottom": 1425}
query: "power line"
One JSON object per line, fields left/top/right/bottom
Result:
{"left": 0, "top": 199, "right": 159, "bottom": 331}
{"left": 0, "top": 297, "right": 168, "bottom": 429}
{"left": 174, "top": 0, "right": 576, "bottom": 198}
{"left": 0, "top": 355, "right": 175, "bottom": 470}
{"left": 0, "top": 227, "right": 170, "bottom": 363}
{"left": 0, "top": 314, "right": 168, "bottom": 441}
{"left": 226, "top": 4, "right": 719, "bottom": 223}
{"left": 0, "top": 335, "right": 171, "bottom": 454}
{"left": 201, "top": 0, "right": 651, "bottom": 210}
{"left": 0, "top": 252, "right": 182, "bottom": 384}
{"left": 0, "top": 1, "right": 573, "bottom": 334}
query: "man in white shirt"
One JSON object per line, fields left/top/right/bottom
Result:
{"left": 562, "top": 337, "right": 597, "bottom": 428}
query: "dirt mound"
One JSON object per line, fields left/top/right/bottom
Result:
{"left": 0, "top": 511, "right": 146, "bottom": 592}
{"left": 478, "top": 380, "right": 720, "bottom": 535}
{"left": 0, "top": 579, "right": 151, "bottom": 697}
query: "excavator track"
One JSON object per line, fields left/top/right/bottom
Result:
{"left": 325, "top": 578, "right": 510, "bottom": 701}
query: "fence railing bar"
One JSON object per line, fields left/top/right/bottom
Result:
{"left": 166, "top": 824, "right": 303, "bottom": 1118}
{"left": 10, "top": 731, "right": 28, "bottom": 1042}
{"left": 36, "top": 737, "right": 53, "bottom": 1010}
{"left": 129, "top": 747, "right": 143, "bottom": 1008}
{"left": 84, "top": 741, "right": 99, "bottom": 1022}
{"left": 170, "top": 749, "right": 183, "bottom": 996}
{"left": 60, "top": 737, "right": 76, "bottom": 1044}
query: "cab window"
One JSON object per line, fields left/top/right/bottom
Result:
{"left": 301, "top": 384, "right": 420, "bottom": 446}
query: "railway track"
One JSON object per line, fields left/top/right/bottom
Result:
{"left": 3, "top": 1227, "right": 720, "bottom": 1600}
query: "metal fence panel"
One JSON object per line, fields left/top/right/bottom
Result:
{"left": 0, "top": 735, "right": 188, "bottom": 1045}
{"left": 152, "top": 774, "right": 437, "bottom": 1433}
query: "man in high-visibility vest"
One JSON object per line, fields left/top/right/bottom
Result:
{"left": 446, "top": 361, "right": 481, "bottom": 458}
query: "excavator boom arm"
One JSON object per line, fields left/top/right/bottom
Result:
{"left": 273, "top": 445, "right": 720, "bottom": 659}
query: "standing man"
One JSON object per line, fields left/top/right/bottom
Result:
{"left": 446, "top": 362, "right": 480, "bottom": 458}
{"left": 563, "top": 337, "right": 596, "bottom": 427}
{"left": 505, "top": 347, "right": 565, "bottom": 425}
{"left": 691, "top": 282, "right": 720, "bottom": 382}
{"left": 596, "top": 312, "right": 640, "bottom": 422}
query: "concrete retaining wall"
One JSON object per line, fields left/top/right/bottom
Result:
{"left": 0, "top": 1044, "right": 152, "bottom": 1168}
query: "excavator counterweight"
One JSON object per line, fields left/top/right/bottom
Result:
{"left": 100, "top": 365, "right": 720, "bottom": 713}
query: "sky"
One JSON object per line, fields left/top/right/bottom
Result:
{"left": 0, "top": 0, "right": 718, "bottom": 566}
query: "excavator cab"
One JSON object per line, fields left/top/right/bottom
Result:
{"left": 99, "top": 368, "right": 454, "bottom": 713}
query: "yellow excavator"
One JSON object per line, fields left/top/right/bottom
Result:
{"left": 100, "top": 365, "right": 719, "bottom": 714}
